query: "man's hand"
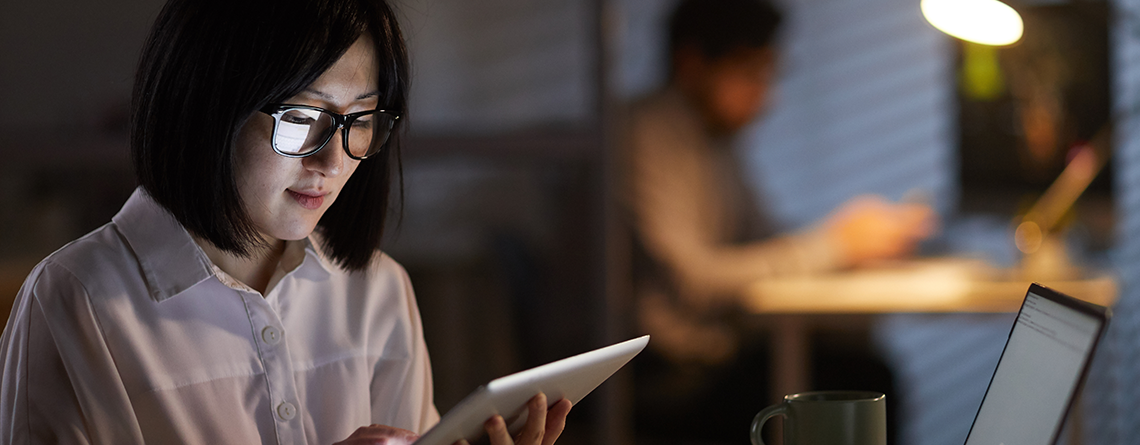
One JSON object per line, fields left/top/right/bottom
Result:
{"left": 825, "top": 195, "right": 936, "bottom": 266}
{"left": 335, "top": 424, "right": 419, "bottom": 445}
{"left": 456, "top": 393, "right": 572, "bottom": 445}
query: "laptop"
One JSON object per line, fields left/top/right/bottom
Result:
{"left": 963, "top": 283, "right": 1111, "bottom": 445}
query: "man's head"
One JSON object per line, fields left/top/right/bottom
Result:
{"left": 668, "top": 0, "right": 783, "bottom": 135}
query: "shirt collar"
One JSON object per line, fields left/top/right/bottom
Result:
{"left": 112, "top": 188, "right": 217, "bottom": 302}
{"left": 300, "top": 234, "right": 336, "bottom": 277}
{"left": 658, "top": 85, "right": 734, "bottom": 149}
{"left": 112, "top": 188, "right": 334, "bottom": 302}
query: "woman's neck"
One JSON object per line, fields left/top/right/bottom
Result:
{"left": 195, "top": 237, "right": 286, "bottom": 295}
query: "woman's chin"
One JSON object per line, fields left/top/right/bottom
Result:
{"left": 259, "top": 223, "right": 320, "bottom": 244}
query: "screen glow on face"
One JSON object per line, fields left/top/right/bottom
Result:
{"left": 964, "top": 292, "right": 1101, "bottom": 445}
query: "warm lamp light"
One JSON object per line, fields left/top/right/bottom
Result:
{"left": 921, "top": 0, "right": 1024, "bottom": 46}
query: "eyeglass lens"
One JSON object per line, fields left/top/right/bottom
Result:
{"left": 273, "top": 108, "right": 395, "bottom": 158}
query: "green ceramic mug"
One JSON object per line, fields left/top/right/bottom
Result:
{"left": 751, "top": 391, "right": 886, "bottom": 445}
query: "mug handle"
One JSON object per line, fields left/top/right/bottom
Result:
{"left": 750, "top": 402, "right": 788, "bottom": 445}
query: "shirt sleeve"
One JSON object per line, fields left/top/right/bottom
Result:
{"left": 627, "top": 101, "right": 844, "bottom": 309}
{"left": 0, "top": 262, "right": 145, "bottom": 445}
{"left": 400, "top": 264, "right": 441, "bottom": 434}
{"left": 368, "top": 257, "right": 440, "bottom": 435}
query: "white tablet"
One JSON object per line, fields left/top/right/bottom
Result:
{"left": 414, "top": 335, "right": 650, "bottom": 445}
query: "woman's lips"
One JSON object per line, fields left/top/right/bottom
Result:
{"left": 287, "top": 189, "right": 325, "bottom": 210}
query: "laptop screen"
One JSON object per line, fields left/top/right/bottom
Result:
{"left": 963, "top": 286, "right": 1108, "bottom": 445}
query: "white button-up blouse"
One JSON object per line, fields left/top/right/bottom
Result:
{"left": 0, "top": 188, "right": 439, "bottom": 444}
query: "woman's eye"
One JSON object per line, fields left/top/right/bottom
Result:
{"left": 282, "top": 115, "right": 315, "bottom": 125}
{"left": 352, "top": 118, "right": 373, "bottom": 129}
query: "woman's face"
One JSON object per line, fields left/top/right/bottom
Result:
{"left": 234, "top": 36, "right": 380, "bottom": 244}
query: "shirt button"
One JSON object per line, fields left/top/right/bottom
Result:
{"left": 277, "top": 401, "right": 297, "bottom": 421}
{"left": 261, "top": 326, "right": 282, "bottom": 345}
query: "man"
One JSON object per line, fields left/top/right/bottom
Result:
{"left": 626, "top": 0, "right": 933, "bottom": 442}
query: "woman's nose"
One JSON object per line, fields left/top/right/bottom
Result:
{"left": 302, "top": 127, "right": 347, "bottom": 177}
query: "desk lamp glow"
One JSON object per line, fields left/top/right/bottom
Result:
{"left": 921, "top": 0, "right": 1024, "bottom": 46}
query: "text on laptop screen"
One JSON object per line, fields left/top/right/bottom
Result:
{"left": 964, "top": 291, "right": 1102, "bottom": 445}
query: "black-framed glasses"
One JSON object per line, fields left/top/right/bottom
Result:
{"left": 259, "top": 104, "right": 401, "bottom": 160}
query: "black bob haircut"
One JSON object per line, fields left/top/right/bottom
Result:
{"left": 131, "top": 0, "right": 408, "bottom": 271}
{"left": 668, "top": 0, "right": 783, "bottom": 62}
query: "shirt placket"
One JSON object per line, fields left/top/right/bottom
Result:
{"left": 241, "top": 289, "right": 304, "bottom": 445}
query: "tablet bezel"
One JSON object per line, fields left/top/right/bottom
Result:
{"left": 413, "top": 335, "right": 650, "bottom": 445}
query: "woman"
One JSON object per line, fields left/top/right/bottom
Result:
{"left": 0, "top": 1, "right": 570, "bottom": 444}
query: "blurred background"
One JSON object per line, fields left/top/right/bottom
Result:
{"left": 4, "top": 0, "right": 1140, "bottom": 444}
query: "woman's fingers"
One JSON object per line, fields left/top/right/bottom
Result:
{"left": 515, "top": 393, "right": 549, "bottom": 444}
{"left": 541, "top": 398, "right": 572, "bottom": 445}
{"left": 487, "top": 393, "right": 567, "bottom": 445}
{"left": 486, "top": 414, "right": 513, "bottom": 444}
{"left": 335, "top": 424, "right": 419, "bottom": 445}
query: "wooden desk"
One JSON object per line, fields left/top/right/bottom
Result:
{"left": 742, "top": 258, "right": 1116, "bottom": 402}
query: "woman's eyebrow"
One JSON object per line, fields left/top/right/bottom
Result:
{"left": 302, "top": 89, "right": 380, "bottom": 102}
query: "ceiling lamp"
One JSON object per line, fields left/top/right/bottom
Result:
{"left": 921, "top": 0, "right": 1024, "bottom": 46}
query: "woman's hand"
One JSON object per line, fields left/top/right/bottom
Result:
{"left": 335, "top": 424, "right": 419, "bottom": 445}
{"left": 457, "top": 393, "right": 572, "bottom": 445}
